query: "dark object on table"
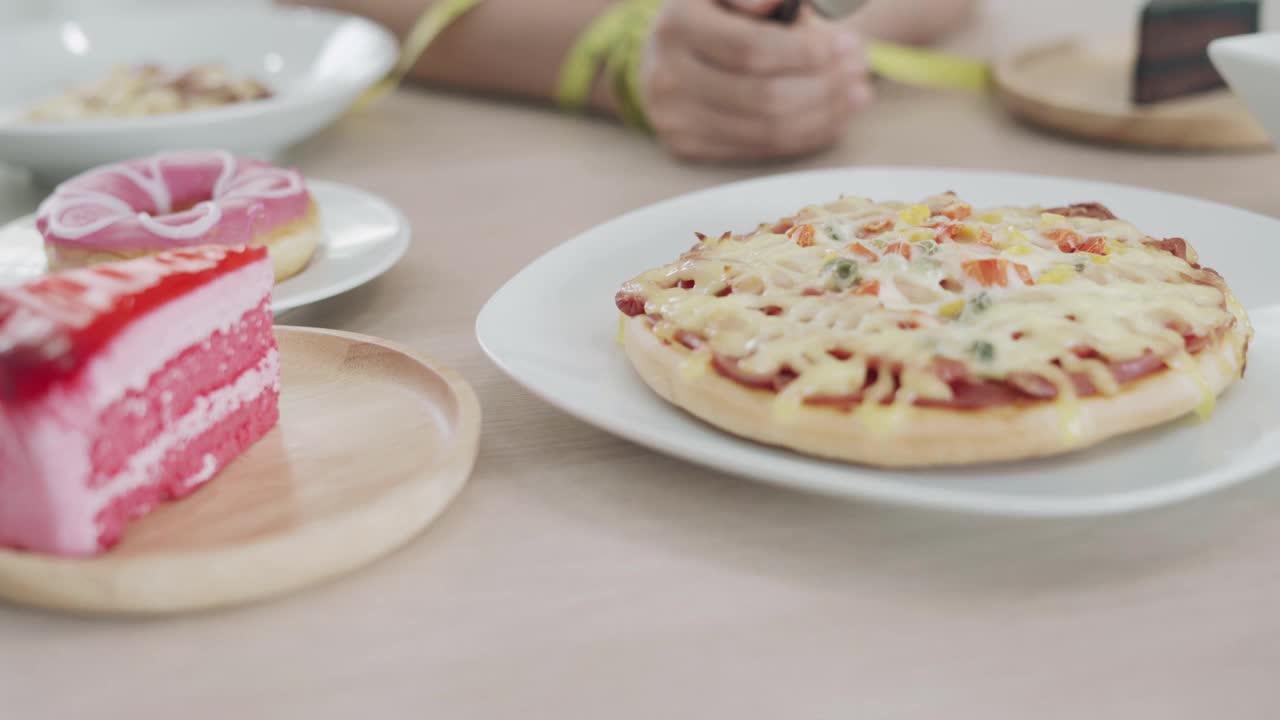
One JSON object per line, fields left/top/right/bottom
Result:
{"left": 769, "top": 0, "right": 867, "bottom": 22}
{"left": 1133, "top": 0, "right": 1260, "bottom": 105}
{"left": 769, "top": 0, "right": 802, "bottom": 22}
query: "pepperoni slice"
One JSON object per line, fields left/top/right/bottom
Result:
{"left": 1013, "top": 263, "right": 1034, "bottom": 285}
{"left": 615, "top": 290, "right": 646, "bottom": 316}
{"left": 1144, "top": 237, "right": 1192, "bottom": 263}
{"left": 1006, "top": 372, "right": 1057, "bottom": 398}
{"left": 1108, "top": 350, "right": 1165, "bottom": 382}
{"left": 932, "top": 357, "right": 968, "bottom": 383}
{"left": 1045, "top": 228, "right": 1082, "bottom": 253}
{"left": 858, "top": 218, "right": 893, "bottom": 238}
{"left": 962, "top": 258, "right": 1010, "bottom": 287}
{"left": 788, "top": 224, "right": 816, "bottom": 247}
{"left": 884, "top": 242, "right": 912, "bottom": 260}
{"left": 674, "top": 331, "right": 703, "bottom": 349}
{"left": 853, "top": 279, "right": 880, "bottom": 296}
{"left": 939, "top": 201, "right": 973, "bottom": 221}
{"left": 916, "top": 381, "right": 1026, "bottom": 410}
{"left": 1077, "top": 236, "right": 1108, "bottom": 255}
{"left": 847, "top": 242, "right": 879, "bottom": 263}
{"left": 1043, "top": 202, "right": 1117, "bottom": 220}
{"left": 713, "top": 354, "right": 797, "bottom": 392}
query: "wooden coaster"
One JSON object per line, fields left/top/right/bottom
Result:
{"left": 993, "top": 34, "right": 1270, "bottom": 151}
{"left": 0, "top": 326, "right": 481, "bottom": 615}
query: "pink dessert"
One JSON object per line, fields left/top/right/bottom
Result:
{"left": 0, "top": 245, "right": 279, "bottom": 556}
{"left": 36, "top": 150, "right": 319, "bottom": 282}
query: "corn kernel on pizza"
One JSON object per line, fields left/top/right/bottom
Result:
{"left": 614, "top": 193, "right": 1252, "bottom": 467}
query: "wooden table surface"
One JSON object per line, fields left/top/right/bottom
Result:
{"left": 4, "top": 2, "right": 1280, "bottom": 717}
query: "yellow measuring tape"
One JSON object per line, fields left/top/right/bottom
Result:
{"left": 360, "top": 0, "right": 990, "bottom": 119}
{"left": 352, "top": 0, "right": 487, "bottom": 111}
{"left": 556, "top": 0, "right": 658, "bottom": 128}
{"left": 868, "top": 41, "right": 991, "bottom": 93}
{"left": 556, "top": 2, "right": 641, "bottom": 112}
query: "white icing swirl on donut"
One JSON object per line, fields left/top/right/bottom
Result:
{"left": 135, "top": 201, "right": 223, "bottom": 239}
{"left": 220, "top": 165, "right": 305, "bottom": 202}
{"left": 112, "top": 154, "right": 173, "bottom": 214}
{"left": 38, "top": 189, "right": 136, "bottom": 240}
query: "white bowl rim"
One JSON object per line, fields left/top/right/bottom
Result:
{"left": 0, "top": 5, "right": 398, "bottom": 137}
{"left": 1209, "top": 31, "right": 1280, "bottom": 51}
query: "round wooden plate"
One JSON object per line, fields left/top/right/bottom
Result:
{"left": 993, "top": 35, "right": 1270, "bottom": 151}
{"left": 0, "top": 326, "right": 481, "bottom": 615}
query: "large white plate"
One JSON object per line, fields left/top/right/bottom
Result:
{"left": 0, "top": 6, "right": 396, "bottom": 183}
{"left": 477, "top": 167, "right": 1280, "bottom": 517}
{"left": 0, "top": 180, "right": 410, "bottom": 312}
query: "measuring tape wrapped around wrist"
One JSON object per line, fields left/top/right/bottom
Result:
{"left": 354, "top": 0, "right": 488, "bottom": 110}
{"left": 554, "top": 0, "right": 992, "bottom": 128}
{"left": 556, "top": 0, "right": 662, "bottom": 130}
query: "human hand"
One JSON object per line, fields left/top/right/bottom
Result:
{"left": 638, "top": 0, "right": 874, "bottom": 162}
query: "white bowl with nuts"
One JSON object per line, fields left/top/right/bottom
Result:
{"left": 0, "top": 5, "right": 396, "bottom": 183}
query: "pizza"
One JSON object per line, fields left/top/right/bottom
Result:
{"left": 614, "top": 192, "right": 1252, "bottom": 467}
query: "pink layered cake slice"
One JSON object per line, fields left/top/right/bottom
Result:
{"left": 0, "top": 245, "right": 279, "bottom": 556}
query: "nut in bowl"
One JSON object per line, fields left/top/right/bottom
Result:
{"left": 0, "top": 6, "right": 396, "bottom": 184}
{"left": 26, "top": 63, "right": 273, "bottom": 123}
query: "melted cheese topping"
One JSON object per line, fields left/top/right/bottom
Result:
{"left": 619, "top": 194, "right": 1252, "bottom": 434}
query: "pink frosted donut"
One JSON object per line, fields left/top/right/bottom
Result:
{"left": 36, "top": 150, "right": 319, "bottom": 282}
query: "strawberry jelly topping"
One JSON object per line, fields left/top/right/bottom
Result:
{"left": 0, "top": 245, "right": 267, "bottom": 405}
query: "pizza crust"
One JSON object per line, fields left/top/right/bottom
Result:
{"left": 621, "top": 315, "right": 1248, "bottom": 467}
